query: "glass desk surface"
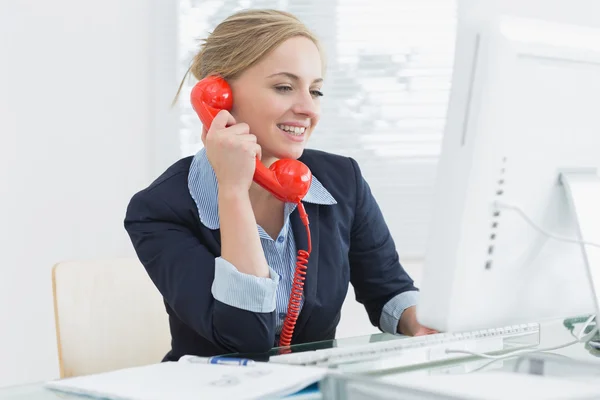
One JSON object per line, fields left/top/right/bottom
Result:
{"left": 2, "top": 316, "right": 600, "bottom": 399}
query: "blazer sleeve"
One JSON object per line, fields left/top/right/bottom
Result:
{"left": 124, "top": 190, "right": 276, "bottom": 354}
{"left": 347, "top": 157, "right": 419, "bottom": 329}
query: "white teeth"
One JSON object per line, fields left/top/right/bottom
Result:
{"left": 277, "top": 124, "right": 306, "bottom": 135}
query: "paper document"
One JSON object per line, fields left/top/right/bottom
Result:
{"left": 45, "top": 361, "right": 328, "bottom": 400}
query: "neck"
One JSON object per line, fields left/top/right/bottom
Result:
{"left": 249, "top": 181, "right": 279, "bottom": 204}
{"left": 261, "top": 156, "right": 277, "bottom": 168}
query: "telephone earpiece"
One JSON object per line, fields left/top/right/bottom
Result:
{"left": 190, "top": 76, "right": 312, "bottom": 204}
{"left": 191, "top": 76, "right": 313, "bottom": 348}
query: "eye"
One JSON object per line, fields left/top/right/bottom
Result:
{"left": 275, "top": 85, "right": 323, "bottom": 99}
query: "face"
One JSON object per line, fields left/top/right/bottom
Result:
{"left": 229, "top": 36, "right": 323, "bottom": 165}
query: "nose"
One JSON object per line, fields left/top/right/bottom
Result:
{"left": 291, "top": 90, "right": 319, "bottom": 119}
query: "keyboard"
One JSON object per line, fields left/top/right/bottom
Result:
{"left": 269, "top": 323, "right": 540, "bottom": 373}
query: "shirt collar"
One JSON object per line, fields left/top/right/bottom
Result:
{"left": 188, "top": 148, "right": 337, "bottom": 229}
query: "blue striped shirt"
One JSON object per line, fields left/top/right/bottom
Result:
{"left": 188, "top": 148, "right": 419, "bottom": 341}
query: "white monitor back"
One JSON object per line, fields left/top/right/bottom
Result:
{"left": 417, "top": 15, "right": 600, "bottom": 332}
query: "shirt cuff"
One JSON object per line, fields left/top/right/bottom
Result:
{"left": 380, "top": 290, "right": 420, "bottom": 334}
{"left": 211, "top": 257, "right": 279, "bottom": 313}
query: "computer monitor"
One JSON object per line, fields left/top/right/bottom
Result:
{"left": 417, "top": 15, "right": 600, "bottom": 332}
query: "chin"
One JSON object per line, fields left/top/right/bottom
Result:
{"left": 274, "top": 146, "right": 305, "bottom": 160}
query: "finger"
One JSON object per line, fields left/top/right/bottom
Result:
{"left": 210, "top": 109, "right": 236, "bottom": 131}
{"left": 227, "top": 122, "right": 250, "bottom": 136}
{"left": 239, "top": 134, "right": 257, "bottom": 143}
{"left": 243, "top": 142, "right": 260, "bottom": 158}
{"left": 254, "top": 143, "right": 262, "bottom": 160}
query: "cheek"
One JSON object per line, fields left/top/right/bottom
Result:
{"left": 313, "top": 113, "right": 321, "bottom": 125}
{"left": 246, "top": 94, "right": 286, "bottom": 122}
{"left": 310, "top": 114, "right": 321, "bottom": 133}
{"left": 231, "top": 90, "right": 272, "bottom": 123}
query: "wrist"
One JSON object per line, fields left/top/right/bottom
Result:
{"left": 397, "top": 306, "right": 419, "bottom": 336}
{"left": 218, "top": 186, "right": 253, "bottom": 225}
{"left": 218, "top": 185, "right": 250, "bottom": 201}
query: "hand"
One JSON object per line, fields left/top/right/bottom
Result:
{"left": 398, "top": 306, "right": 438, "bottom": 336}
{"left": 202, "top": 110, "right": 262, "bottom": 193}
{"left": 412, "top": 325, "right": 438, "bottom": 337}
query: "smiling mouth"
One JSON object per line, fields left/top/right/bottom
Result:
{"left": 277, "top": 124, "right": 307, "bottom": 136}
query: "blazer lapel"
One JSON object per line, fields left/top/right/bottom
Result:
{"left": 290, "top": 202, "right": 320, "bottom": 341}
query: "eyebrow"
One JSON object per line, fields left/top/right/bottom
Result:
{"left": 267, "top": 72, "right": 323, "bottom": 84}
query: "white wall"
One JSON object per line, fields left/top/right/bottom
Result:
{"left": 0, "top": 0, "right": 178, "bottom": 387}
{"left": 459, "top": 0, "right": 600, "bottom": 28}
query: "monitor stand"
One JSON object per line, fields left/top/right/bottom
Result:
{"left": 560, "top": 170, "right": 600, "bottom": 319}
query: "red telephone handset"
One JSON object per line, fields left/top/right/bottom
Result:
{"left": 191, "top": 76, "right": 311, "bottom": 348}
{"left": 190, "top": 76, "right": 312, "bottom": 205}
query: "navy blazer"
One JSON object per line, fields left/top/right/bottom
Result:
{"left": 124, "top": 149, "right": 417, "bottom": 361}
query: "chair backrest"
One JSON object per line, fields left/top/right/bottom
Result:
{"left": 52, "top": 257, "right": 171, "bottom": 378}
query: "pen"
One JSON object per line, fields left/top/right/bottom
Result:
{"left": 179, "top": 355, "right": 256, "bottom": 366}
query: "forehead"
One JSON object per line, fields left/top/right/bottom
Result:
{"left": 253, "top": 36, "right": 323, "bottom": 81}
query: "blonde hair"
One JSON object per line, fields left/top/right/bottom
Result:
{"left": 172, "top": 9, "right": 325, "bottom": 105}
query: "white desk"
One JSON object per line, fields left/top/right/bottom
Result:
{"left": 1, "top": 317, "right": 599, "bottom": 399}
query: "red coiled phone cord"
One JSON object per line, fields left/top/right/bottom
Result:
{"left": 278, "top": 202, "right": 311, "bottom": 348}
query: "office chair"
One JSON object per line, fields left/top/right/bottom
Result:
{"left": 52, "top": 257, "right": 170, "bottom": 378}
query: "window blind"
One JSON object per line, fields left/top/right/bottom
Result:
{"left": 178, "top": 0, "right": 457, "bottom": 259}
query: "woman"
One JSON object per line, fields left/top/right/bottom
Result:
{"left": 125, "top": 9, "right": 434, "bottom": 361}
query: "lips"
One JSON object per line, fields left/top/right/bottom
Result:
{"left": 277, "top": 125, "right": 306, "bottom": 142}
